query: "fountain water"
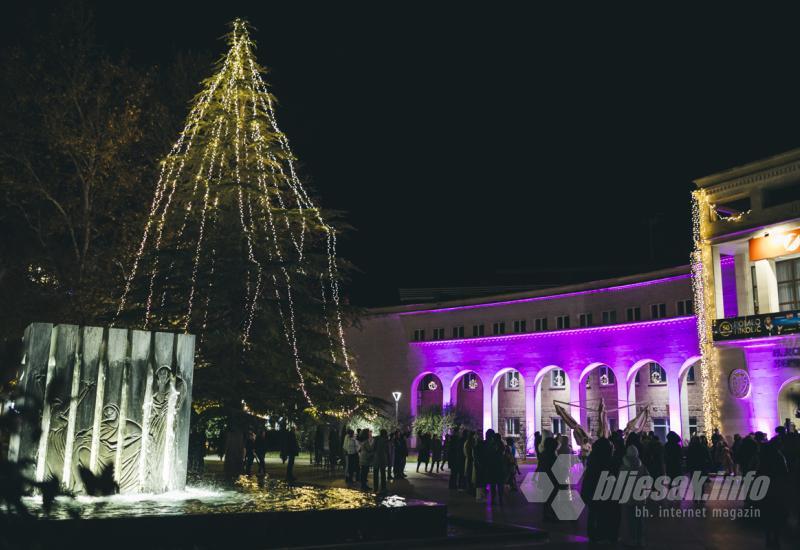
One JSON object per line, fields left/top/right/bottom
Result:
{"left": 9, "top": 322, "right": 195, "bottom": 494}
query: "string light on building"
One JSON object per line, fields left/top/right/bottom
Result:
{"left": 691, "top": 190, "right": 720, "bottom": 431}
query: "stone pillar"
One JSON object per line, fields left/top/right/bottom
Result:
{"left": 525, "top": 382, "right": 535, "bottom": 453}
{"left": 482, "top": 380, "right": 492, "bottom": 436}
{"left": 667, "top": 368, "right": 682, "bottom": 439}
{"left": 616, "top": 379, "right": 630, "bottom": 427}
{"left": 754, "top": 259, "right": 779, "bottom": 314}
{"left": 735, "top": 253, "right": 754, "bottom": 316}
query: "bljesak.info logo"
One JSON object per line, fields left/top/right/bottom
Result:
{"left": 521, "top": 454, "right": 769, "bottom": 521}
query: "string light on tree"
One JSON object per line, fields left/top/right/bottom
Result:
{"left": 115, "top": 19, "right": 361, "bottom": 412}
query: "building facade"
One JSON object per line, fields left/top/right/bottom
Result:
{"left": 694, "top": 148, "right": 800, "bottom": 438}
{"left": 347, "top": 266, "right": 703, "bottom": 451}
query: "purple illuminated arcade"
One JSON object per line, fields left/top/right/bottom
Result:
{"left": 347, "top": 148, "right": 800, "bottom": 450}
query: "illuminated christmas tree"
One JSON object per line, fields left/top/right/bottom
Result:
{"left": 116, "top": 19, "right": 361, "bottom": 416}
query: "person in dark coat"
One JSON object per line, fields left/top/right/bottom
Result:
{"left": 644, "top": 435, "right": 665, "bottom": 477}
{"left": 486, "top": 432, "right": 507, "bottom": 505}
{"left": 417, "top": 432, "right": 431, "bottom": 472}
{"left": 255, "top": 429, "right": 268, "bottom": 475}
{"left": 664, "top": 430, "right": 683, "bottom": 479}
{"left": 373, "top": 429, "right": 390, "bottom": 494}
{"left": 244, "top": 431, "right": 256, "bottom": 475}
{"left": 537, "top": 436, "right": 559, "bottom": 521}
{"left": 448, "top": 430, "right": 465, "bottom": 489}
{"left": 282, "top": 427, "right": 300, "bottom": 482}
{"left": 533, "top": 431, "right": 542, "bottom": 458}
{"left": 758, "top": 438, "right": 790, "bottom": 548}
{"left": 685, "top": 435, "right": 711, "bottom": 502}
{"left": 581, "top": 437, "right": 620, "bottom": 542}
{"left": 398, "top": 430, "right": 410, "bottom": 477}
{"left": 431, "top": 434, "right": 443, "bottom": 473}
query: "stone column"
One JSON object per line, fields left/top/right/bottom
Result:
{"left": 667, "top": 368, "right": 682, "bottom": 439}
{"left": 482, "top": 380, "right": 492, "bottom": 436}
{"left": 524, "top": 381, "right": 535, "bottom": 453}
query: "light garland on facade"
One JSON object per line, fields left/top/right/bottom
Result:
{"left": 115, "top": 19, "right": 362, "bottom": 412}
{"left": 709, "top": 203, "right": 751, "bottom": 223}
{"left": 691, "top": 190, "right": 721, "bottom": 431}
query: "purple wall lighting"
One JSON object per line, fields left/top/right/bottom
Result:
{"left": 408, "top": 316, "right": 700, "bottom": 446}
{"left": 720, "top": 254, "right": 739, "bottom": 318}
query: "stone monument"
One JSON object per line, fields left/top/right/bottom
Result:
{"left": 8, "top": 323, "right": 195, "bottom": 494}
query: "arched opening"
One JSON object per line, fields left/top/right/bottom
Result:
{"left": 778, "top": 377, "right": 800, "bottom": 432}
{"left": 678, "top": 356, "right": 704, "bottom": 440}
{"left": 416, "top": 373, "right": 443, "bottom": 413}
{"left": 534, "top": 366, "right": 571, "bottom": 437}
{"left": 452, "top": 370, "right": 483, "bottom": 430}
{"left": 627, "top": 359, "right": 670, "bottom": 441}
{"left": 410, "top": 371, "right": 443, "bottom": 420}
{"left": 579, "top": 363, "right": 620, "bottom": 437}
{"left": 491, "top": 368, "right": 526, "bottom": 451}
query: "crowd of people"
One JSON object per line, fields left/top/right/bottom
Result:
{"left": 337, "top": 427, "right": 522, "bottom": 501}
{"left": 533, "top": 423, "right": 800, "bottom": 547}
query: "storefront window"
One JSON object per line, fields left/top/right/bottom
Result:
{"left": 777, "top": 258, "right": 800, "bottom": 311}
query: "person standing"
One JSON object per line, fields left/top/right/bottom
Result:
{"left": 255, "top": 429, "right": 268, "bottom": 476}
{"left": 581, "top": 437, "right": 620, "bottom": 541}
{"left": 373, "top": 429, "right": 390, "bottom": 494}
{"left": 463, "top": 430, "right": 476, "bottom": 495}
{"left": 431, "top": 434, "right": 443, "bottom": 473}
{"left": 387, "top": 431, "right": 395, "bottom": 480}
{"left": 282, "top": 427, "right": 300, "bottom": 483}
{"left": 664, "top": 431, "right": 683, "bottom": 479}
{"left": 448, "top": 430, "right": 465, "bottom": 490}
{"left": 392, "top": 430, "right": 406, "bottom": 479}
{"left": 358, "top": 429, "right": 375, "bottom": 491}
{"left": 343, "top": 429, "right": 358, "bottom": 483}
{"left": 244, "top": 431, "right": 256, "bottom": 475}
{"left": 417, "top": 432, "right": 431, "bottom": 473}
{"left": 619, "top": 445, "right": 647, "bottom": 547}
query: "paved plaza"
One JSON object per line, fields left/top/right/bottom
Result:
{"left": 204, "top": 454, "right": 798, "bottom": 549}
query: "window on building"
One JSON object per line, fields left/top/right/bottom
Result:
{"left": 504, "top": 371, "right": 521, "bottom": 390}
{"left": 648, "top": 362, "right": 667, "bottom": 384}
{"left": 550, "top": 369, "right": 566, "bottom": 388}
{"left": 650, "top": 303, "right": 667, "bottom": 319}
{"left": 504, "top": 417, "right": 521, "bottom": 436}
{"left": 462, "top": 372, "right": 479, "bottom": 390}
{"left": 686, "top": 365, "right": 696, "bottom": 383}
{"left": 432, "top": 327, "right": 445, "bottom": 340}
{"left": 652, "top": 417, "right": 669, "bottom": 442}
{"left": 579, "top": 313, "right": 593, "bottom": 327}
{"left": 472, "top": 324, "right": 485, "bottom": 337}
{"left": 677, "top": 299, "right": 693, "bottom": 316}
{"left": 452, "top": 325, "right": 465, "bottom": 338}
{"left": 513, "top": 319, "right": 527, "bottom": 333}
{"left": 551, "top": 417, "right": 565, "bottom": 435}
{"left": 626, "top": 307, "right": 641, "bottom": 322}
{"left": 556, "top": 315, "right": 570, "bottom": 330}
{"left": 751, "top": 265, "right": 760, "bottom": 314}
{"left": 493, "top": 322, "right": 506, "bottom": 335}
{"left": 689, "top": 416, "right": 698, "bottom": 436}
{"left": 776, "top": 258, "right": 800, "bottom": 311}
{"left": 602, "top": 310, "right": 617, "bottom": 325}
{"left": 599, "top": 366, "right": 615, "bottom": 386}
{"left": 534, "top": 317, "right": 548, "bottom": 331}
{"left": 412, "top": 329, "right": 425, "bottom": 342}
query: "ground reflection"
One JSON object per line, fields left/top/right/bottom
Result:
{"left": 21, "top": 475, "right": 401, "bottom": 519}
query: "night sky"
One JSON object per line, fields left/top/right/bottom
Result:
{"left": 7, "top": 3, "right": 800, "bottom": 305}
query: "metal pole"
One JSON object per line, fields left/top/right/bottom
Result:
{"left": 395, "top": 400, "right": 399, "bottom": 424}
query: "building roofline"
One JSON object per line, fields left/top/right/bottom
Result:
{"left": 693, "top": 147, "right": 800, "bottom": 189}
{"left": 364, "top": 265, "right": 690, "bottom": 316}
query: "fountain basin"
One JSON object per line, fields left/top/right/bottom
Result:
{"left": 9, "top": 480, "right": 447, "bottom": 549}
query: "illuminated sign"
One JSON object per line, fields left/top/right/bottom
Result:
{"left": 713, "top": 310, "right": 800, "bottom": 341}
{"left": 749, "top": 228, "right": 800, "bottom": 261}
